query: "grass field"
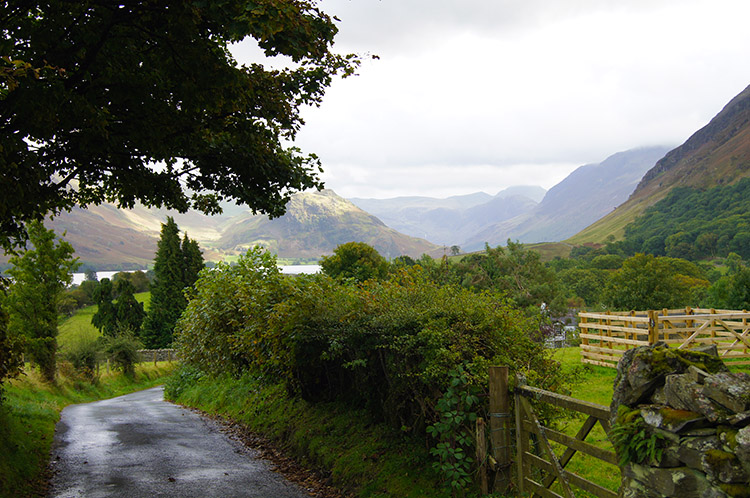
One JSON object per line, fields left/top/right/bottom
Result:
{"left": 0, "top": 361, "right": 176, "bottom": 498}
{"left": 547, "top": 348, "right": 619, "bottom": 495}
{"left": 57, "top": 291, "right": 150, "bottom": 350}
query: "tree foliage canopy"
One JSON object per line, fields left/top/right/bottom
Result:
{"left": 452, "top": 241, "right": 565, "bottom": 315}
{"left": 619, "top": 178, "right": 750, "bottom": 261}
{"left": 602, "top": 254, "right": 709, "bottom": 311}
{"left": 4, "top": 222, "right": 78, "bottom": 381}
{"left": 320, "top": 241, "right": 388, "bottom": 283}
{"left": 91, "top": 278, "right": 117, "bottom": 336}
{"left": 1, "top": 0, "right": 359, "bottom": 248}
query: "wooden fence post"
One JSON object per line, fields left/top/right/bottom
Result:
{"left": 647, "top": 310, "right": 658, "bottom": 345}
{"left": 476, "top": 418, "right": 488, "bottom": 494}
{"left": 514, "top": 375, "right": 526, "bottom": 495}
{"left": 489, "top": 366, "right": 510, "bottom": 494}
{"left": 153, "top": 351, "right": 158, "bottom": 366}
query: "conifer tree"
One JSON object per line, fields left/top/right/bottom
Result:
{"left": 141, "top": 218, "right": 203, "bottom": 348}
{"left": 141, "top": 217, "right": 184, "bottom": 348}
{"left": 114, "top": 280, "right": 146, "bottom": 334}
{"left": 92, "top": 278, "right": 117, "bottom": 336}
{"left": 182, "top": 234, "right": 204, "bottom": 289}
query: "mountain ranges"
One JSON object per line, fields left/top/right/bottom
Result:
{"left": 7, "top": 82, "right": 750, "bottom": 268}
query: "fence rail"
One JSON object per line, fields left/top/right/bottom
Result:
{"left": 513, "top": 378, "right": 617, "bottom": 498}
{"left": 578, "top": 307, "right": 750, "bottom": 368}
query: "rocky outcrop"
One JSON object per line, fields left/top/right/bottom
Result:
{"left": 611, "top": 343, "right": 750, "bottom": 498}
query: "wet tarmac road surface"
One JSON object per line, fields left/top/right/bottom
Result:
{"left": 48, "top": 386, "right": 311, "bottom": 498}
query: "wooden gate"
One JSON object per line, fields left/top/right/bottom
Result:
{"left": 514, "top": 377, "right": 617, "bottom": 498}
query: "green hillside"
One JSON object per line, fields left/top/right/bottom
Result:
{"left": 616, "top": 179, "right": 750, "bottom": 260}
{"left": 570, "top": 83, "right": 750, "bottom": 245}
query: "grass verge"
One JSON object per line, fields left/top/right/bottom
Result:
{"left": 164, "top": 368, "right": 454, "bottom": 498}
{"left": 0, "top": 361, "right": 176, "bottom": 498}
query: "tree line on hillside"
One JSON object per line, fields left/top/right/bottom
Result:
{"left": 611, "top": 178, "right": 750, "bottom": 261}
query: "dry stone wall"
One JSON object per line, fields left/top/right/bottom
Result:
{"left": 136, "top": 348, "right": 177, "bottom": 362}
{"left": 610, "top": 343, "right": 750, "bottom": 498}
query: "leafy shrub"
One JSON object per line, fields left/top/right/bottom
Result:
{"left": 174, "top": 250, "right": 566, "bottom": 496}
{"left": 602, "top": 254, "right": 709, "bottom": 310}
{"left": 0, "top": 293, "right": 24, "bottom": 401}
{"left": 62, "top": 337, "right": 101, "bottom": 381}
{"left": 174, "top": 247, "right": 291, "bottom": 377}
{"left": 177, "top": 254, "right": 562, "bottom": 433}
{"left": 610, "top": 406, "right": 668, "bottom": 466}
{"left": 163, "top": 365, "right": 205, "bottom": 400}
{"left": 104, "top": 332, "right": 142, "bottom": 377}
{"left": 426, "top": 366, "right": 479, "bottom": 492}
{"left": 273, "top": 269, "right": 562, "bottom": 432}
{"left": 320, "top": 241, "right": 388, "bottom": 282}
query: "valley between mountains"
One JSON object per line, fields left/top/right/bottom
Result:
{"left": 15, "top": 83, "right": 750, "bottom": 270}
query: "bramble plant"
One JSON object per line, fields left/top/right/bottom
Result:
{"left": 427, "top": 366, "right": 480, "bottom": 494}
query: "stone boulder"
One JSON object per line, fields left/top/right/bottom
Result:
{"left": 611, "top": 343, "right": 728, "bottom": 424}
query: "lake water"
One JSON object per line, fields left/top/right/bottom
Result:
{"left": 70, "top": 265, "right": 321, "bottom": 286}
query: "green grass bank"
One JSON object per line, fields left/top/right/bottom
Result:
{"left": 164, "top": 349, "right": 619, "bottom": 498}
{"left": 165, "top": 368, "right": 456, "bottom": 498}
{"left": 0, "top": 361, "right": 176, "bottom": 498}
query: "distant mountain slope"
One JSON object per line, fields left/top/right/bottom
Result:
{"left": 217, "top": 189, "right": 439, "bottom": 259}
{"left": 349, "top": 186, "right": 545, "bottom": 246}
{"left": 464, "top": 146, "right": 671, "bottom": 249}
{"left": 15, "top": 190, "right": 439, "bottom": 269}
{"left": 49, "top": 207, "right": 158, "bottom": 269}
{"left": 571, "top": 84, "right": 750, "bottom": 244}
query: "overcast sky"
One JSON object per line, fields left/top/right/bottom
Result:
{"left": 232, "top": 0, "right": 750, "bottom": 199}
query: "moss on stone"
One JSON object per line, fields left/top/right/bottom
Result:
{"left": 704, "top": 448, "right": 738, "bottom": 467}
{"left": 650, "top": 346, "right": 727, "bottom": 375}
{"left": 718, "top": 482, "right": 750, "bottom": 498}
{"left": 616, "top": 405, "right": 643, "bottom": 424}
{"left": 638, "top": 345, "right": 725, "bottom": 380}
{"left": 718, "top": 426, "right": 739, "bottom": 451}
{"left": 659, "top": 407, "right": 701, "bottom": 426}
{"left": 677, "top": 349, "right": 726, "bottom": 374}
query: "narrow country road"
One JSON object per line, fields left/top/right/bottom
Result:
{"left": 48, "top": 386, "right": 311, "bottom": 498}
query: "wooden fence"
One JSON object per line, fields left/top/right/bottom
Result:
{"left": 578, "top": 308, "right": 750, "bottom": 368}
{"left": 483, "top": 368, "right": 618, "bottom": 497}
{"left": 513, "top": 377, "right": 617, "bottom": 498}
